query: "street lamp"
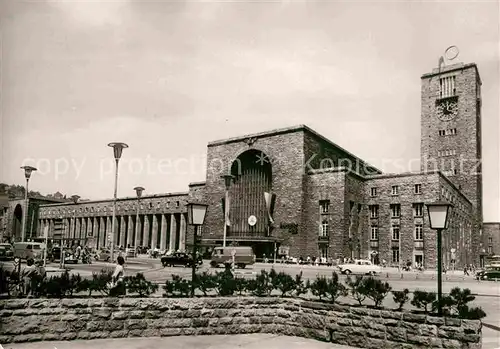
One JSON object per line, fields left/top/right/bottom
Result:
{"left": 221, "top": 174, "right": 234, "bottom": 247}
{"left": 426, "top": 201, "right": 453, "bottom": 316}
{"left": 133, "top": 186, "right": 144, "bottom": 256}
{"left": 186, "top": 202, "right": 208, "bottom": 297}
{"left": 20, "top": 166, "right": 37, "bottom": 242}
{"left": 108, "top": 142, "right": 128, "bottom": 264}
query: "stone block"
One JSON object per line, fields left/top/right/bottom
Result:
{"left": 102, "top": 298, "right": 120, "bottom": 308}
{"left": 403, "top": 313, "right": 427, "bottom": 323}
{"left": 92, "top": 308, "right": 111, "bottom": 319}
{"left": 445, "top": 317, "right": 462, "bottom": 327}
{"left": 0, "top": 310, "right": 12, "bottom": 317}
{"left": 192, "top": 318, "right": 209, "bottom": 327}
{"left": 128, "top": 329, "right": 144, "bottom": 337}
{"left": 104, "top": 320, "right": 124, "bottom": 331}
{"left": 13, "top": 333, "right": 44, "bottom": 342}
{"left": 68, "top": 320, "right": 88, "bottom": 331}
{"left": 119, "top": 298, "right": 140, "bottom": 308}
{"left": 418, "top": 324, "right": 438, "bottom": 336}
{"left": 142, "top": 328, "right": 161, "bottom": 337}
{"left": 62, "top": 299, "right": 89, "bottom": 308}
{"left": 441, "top": 339, "right": 463, "bottom": 349}
{"left": 128, "top": 310, "right": 146, "bottom": 319}
{"left": 184, "top": 309, "right": 201, "bottom": 317}
{"left": 60, "top": 314, "right": 80, "bottom": 321}
{"left": 462, "top": 320, "right": 481, "bottom": 334}
{"left": 125, "top": 319, "right": 148, "bottom": 330}
{"left": 112, "top": 311, "right": 128, "bottom": 320}
{"left": 386, "top": 327, "right": 407, "bottom": 342}
{"left": 426, "top": 316, "right": 445, "bottom": 326}
{"left": 29, "top": 300, "right": 53, "bottom": 308}
{"left": 380, "top": 310, "right": 403, "bottom": 320}
{"left": 4, "top": 300, "right": 28, "bottom": 309}
{"left": 86, "top": 320, "right": 106, "bottom": 332}
{"left": 59, "top": 331, "right": 77, "bottom": 341}
{"left": 38, "top": 307, "right": 64, "bottom": 315}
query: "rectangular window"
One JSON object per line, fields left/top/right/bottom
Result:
{"left": 391, "top": 224, "right": 400, "bottom": 240}
{"left": 176, "top": 201, "right": 180, "bottom": 207}
{"left": 370, "top": 187, "right": 377, "bottom": 197}
{"left": 392, "top": 249, "right": 400, "bottom": 263}
{"left": 370, "top": 225, "right": 379, "bottom": 240}
{"left": 319, "top": 200, "right": 330, "bottom": 214}
{"left": 440, "top": 75, "right": 456, "bottom": 98}
{"left": 414, "top": 184, "right": 422, "bottom": 194}
{"left": 369, "top": 205, "right": 379, "bottom": 218}
{"left": 488, "top": 246, "right": 492, "bottom": 254}
{"left": 413, "top": 203, "right": 424, "bottom": 217}
{"left": 488, "top": 237, "right": 493, "bottom": 244}
{"left": 391, "top": 185, "right": 399, "bottom": 195}
{"left": 415, "top": 224, "right": 423, "bottom": 240}
{"left": 319, "top": 220, "right": 329, "bottom": 237}
{"left": 390, "top": 204, "right": 401, "bottom": 218}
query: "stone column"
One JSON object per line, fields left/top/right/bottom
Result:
{"left": 106, "top": 216, "right": 112, "bottom": 248}
{"left": 75, "top": 218, "right": 81, "bottom": 242}
{"left": 120, "top": 216, "right": 126, "bottom": 248}
{"left": 82, "top": 218, "right": 87, "bottom": 241}
{"left": 160, "top": 215, "right": 167, "bottom": 251}
{"left": 126, "top": 216, "right": 134, "bottom": 248}
{"left": 169, "top": 214, "right": 177, "bottom": 253}
{"left": 36, "top": 220, "right": 42, "bottom": 236}
{"left": 151, "top": 215, "right": 158, "bottom": 250}
{"left": 64, "top": 218, "right": 70, "bottom": 239}
{"left": 92, "top": 218, "right": 98, "bottom": 238}
{"left": 179, "top": 213, "right": 186, "bottom": 252}
{"left": 143, "top": 215, "right": 150, "bottom": 248}
{"left": 49, "top": 219, "right": 54, "bottom": 239}
{"left": 135, "top": 216, "right": 142, "bottom": 248}
{"left": 99, "top": 217, "right": 106, "bottom": 248}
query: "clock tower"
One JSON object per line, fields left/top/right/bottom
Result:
{"left": 420, "top": 62, "right": 483, "bottom": 263}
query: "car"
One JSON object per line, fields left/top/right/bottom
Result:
{"left": 161, "top": 252, "right": 201, "bottom": 267}
{"left": 125, "top": 248, "right": 136, "bottom": 258}
{"left": 337, "top": 259, "right": 382, "bottom": 275}
{"left": 477, "top": 267, "right": 500, "bottom": 281}
{"left": 210, "top": 246, "right": 256, "bottom": 269}
{"left": 0, "top": 243, "right": 14, "bottom": 260}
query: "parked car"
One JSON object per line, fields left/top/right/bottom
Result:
{"left": 94, "top": 249, "right": 112, "bottom": 262}
{"left": 210, "top": 246, "right": 255, "bottom": 269}
{"left": 125, "top": 247, "right": 136, "bottom": 258}
{"left": 0, "top": 243, "right": 14, "bottom": 260}
{"left": 476, "top": 267, "right": 500, "bottom": 281}
{"left": 337, "top": 259, "right": 382, "bottom": 275}
{"left": 161, "top": 252, "right": 201, "bottom": 267}
{"left": 13, "top": 242, "right": 45, "bottom": 260}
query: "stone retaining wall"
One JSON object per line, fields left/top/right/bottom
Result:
{"left": 0, "top": 297, "right": 482, "bottom": 348}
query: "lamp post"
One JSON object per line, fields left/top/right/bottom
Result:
{"left": 20, "top": 166, "right": 37, "bottom": 242}
{"left": 133, "top": 186, "right": 144, "bottom": 256}
{"left": 221, "top": 175, "right": 234, "bottom": 247}
{"left": 108, "top": 142, "right": 128, "bottom": 264}
{"left": 426, "top": 201, "right": 453, "bottom": 317}
{"left": 186, "top": 202, "right": 208, "bottom": 297}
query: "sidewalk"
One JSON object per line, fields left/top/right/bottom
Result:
{"left": 2, "top": 334, "right": 359, "bottom": 349}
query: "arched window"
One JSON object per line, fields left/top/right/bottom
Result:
{"left": 228, "top": 149, "right": 272, "bottom": 236}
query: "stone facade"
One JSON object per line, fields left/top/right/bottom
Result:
{"left": 35, "top": 192, "right": 192, "bottom": 252}
{"left": 482, "top": 222, "right": 500, "bottom": 257}
{"left": 0, "top": 297, "right": 482, "bottom": 349}
{"left": 420, "top": 62, "right": 483, "bottom": 266}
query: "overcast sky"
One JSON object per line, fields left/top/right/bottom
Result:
{"left": 1, "top": 0, "right": 499, "bottom": 221}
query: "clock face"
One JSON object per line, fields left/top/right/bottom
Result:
{"left": 436, "top": 100, "right": 458, "bottom": 121}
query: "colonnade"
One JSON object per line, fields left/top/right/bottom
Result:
{"left": 37, "top": 212, "right": 187, "bottom": 252}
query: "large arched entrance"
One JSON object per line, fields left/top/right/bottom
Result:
{"left": 228, "top": 149, "right": 273, "bottom": 257}
{"left": 12, "top": 204, "right": 23, "bottom": 241}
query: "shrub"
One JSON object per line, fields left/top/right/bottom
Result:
{"left": 246, "top": 270, "right": 274, "bottom": 297}
{"left": 234, "top": 277, "right": 248, "bottom": 296}
{"left": 392, "top": 289, "right": 410, "bottom": 311}
{"left": 213, "top": 270, "right": 236, "bottom": 296}
{"left": 309, "top": 276, "right": 328, "bottom": 300}
{"left": 363, "top": 277, "right": 392, "bottom": 308}
{"left": 125, "top": 273, "right": 159, "bottom": 297}
{"left": 163, "top": 275, "right": 190, "bottom": 297}
{"left": 293, "top": 272, "right": 308, "bottom": 297}
{"left": 194, "top": 272, "right": 216, "bottom": 296}
{"left": 345, "top": 275, "right": 367, "bottom": 305}
{"left": 0, "top": 266, "right": 11, "bottom": 295}
{"left": 325, "top": 272, "right": 347, "bottom": 303}
{"left": 272, "top": 271, "right": 296, "bottom": 297}
{"left": 458, "top": 305, "right": 486, "bottom": 320}
{"left": 411, "top": 290, "right": 436, "bottom": 314}
{"left": 91, "top": 269, "right": 114, "bottom": 296}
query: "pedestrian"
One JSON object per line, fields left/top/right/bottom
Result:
{"left": 22, "top": 258, "right": 37, "bottom": 296}
{"left": 110, "top": 256, "right": 126, "bottom": 297}
{"left": 463, "top": 266, "right": 469, "bottom": 276}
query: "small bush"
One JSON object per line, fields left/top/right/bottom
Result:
{"left": 234, "top": 277, "right": 248, "bottom": 296}
{"left": 363, "top": 277, "right": 392, "bottom": 308}
{"left": 458, "top": 305, "right": 486, "bottom": 320}
{"left": 194, "top": 272, "right": 216, "bottom": 296}
{"left": 309, "top": 276, "right": 328, "bottom": 300}
{"left": 163, "top": 275, "right": 190, "bottom": 297}
{"left": 125, "top": 273, "right": 159, "bottom": 297}
{"left": 392, "top": 289, "right": 410, "bottom": 311}
{"left": 345, "top": 275, "right": 367, "bottom": 305}
{"left": 272, "top": 271, "right": 296, "bottom": 297}
{"left": 246, "top": 270, "right": 274, "bottom": 297}
{"left": 213, "top": 271, "right": 236, "bottom": 296}
{"left": 411, "top": 290, "right": 436, "bottom": 314}
{"left": 293, "top": 272, "right": 308, "bottom": 297}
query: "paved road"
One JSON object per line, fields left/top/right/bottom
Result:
{"left": 2, "top": 334, "right": 359, "bottom": 349}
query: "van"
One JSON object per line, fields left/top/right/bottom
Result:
{"left": 13, "top": 242, "right": 45, "bottom": 260}
{"left": 210, "top": 246, "right": 255, "bottom": 269}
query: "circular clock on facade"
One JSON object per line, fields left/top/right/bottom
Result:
{"left": 248, "top": 215, "right": 257, "bottom": 226}
{"left": 436, "top": 100, "right": 458, "bottom": 121}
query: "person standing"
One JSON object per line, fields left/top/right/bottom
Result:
{"left": 110, "top": 256, "right": 126, "bottom": 297}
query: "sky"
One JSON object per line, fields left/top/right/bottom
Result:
{"left": 0, "top": 0, "right": 499, "bottom": 221}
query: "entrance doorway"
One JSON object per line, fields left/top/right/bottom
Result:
{"left": 414, "top": 253, "right": 423, "bottom": 267}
